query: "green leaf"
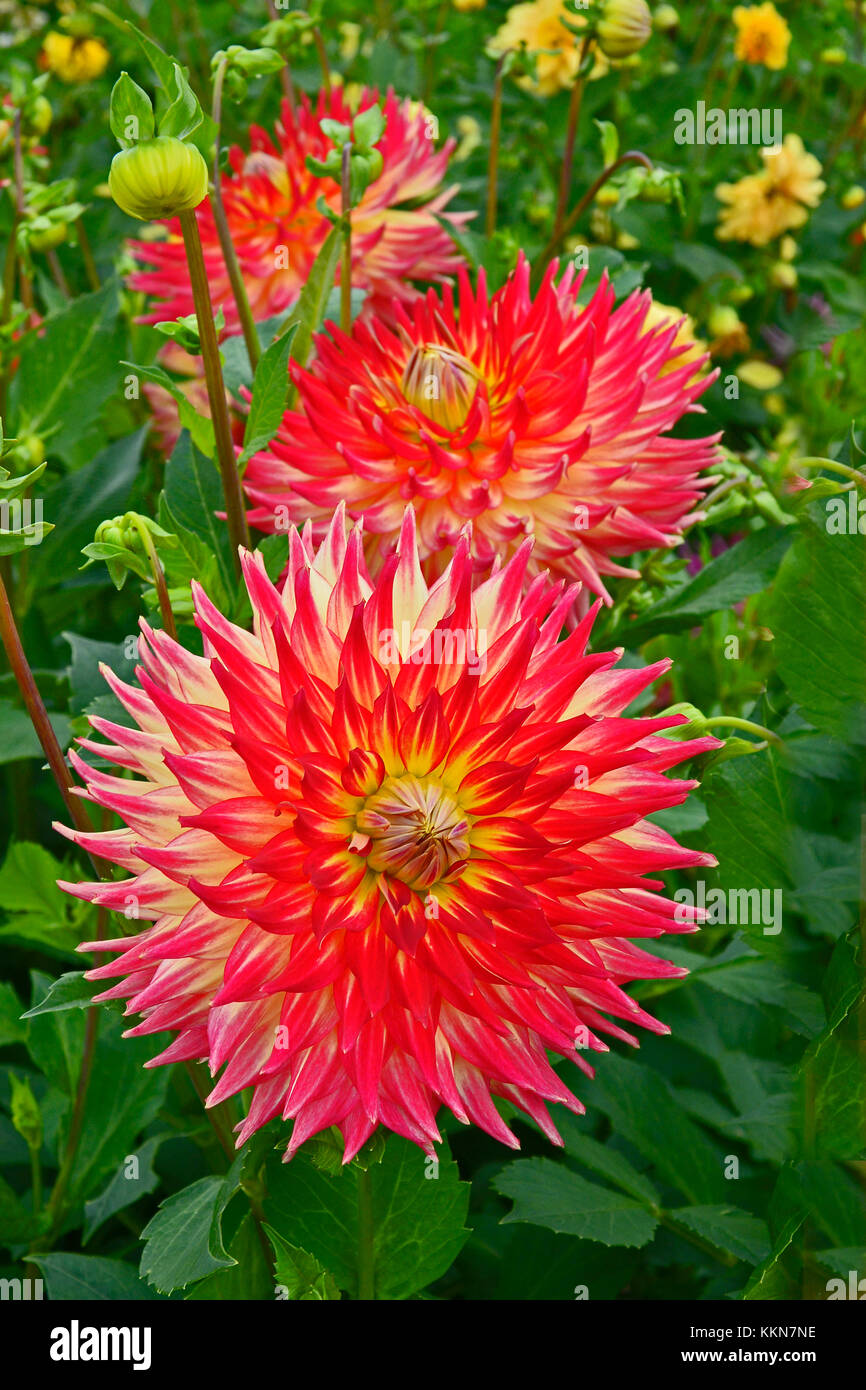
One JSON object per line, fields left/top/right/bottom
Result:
{"left": 613, "top": 527, "right": 792, "bottom": 645}
{"left": 158, "top": 63, "right": 203, "bottom": 141}
{"left": 186, "top": 1214, "right": 274, "bottom": 1301}
{"left": 33, "top": 1253, "right": 161, "bottom": 1300}
{"left": 0, "top": 984, "right": 26, "bottom": 1048}
{"left": 123, "top": 362, "right": 215, "bottom": 457}
{"left": 595, "top": 118, "right": 619, "bottom": 166}
{"left": 238, "top": 325, "right": 296, "bottom": 466}
{"left": 13, "top": 283, "right": 124, "bottom": 464}
{"left": 28, "top": 429, "right": 145, "bottom": 586}
{"left": 140, "top": 1174, "right": 238, "bottom": 1294}
{"left": 558, "top": 1119, "right": 660, "bottom": 1207}
{"left": 21, "top": 971, "right": 94, "bottom": 1018}
{"left": 0, "top": 1172, "right": 35, "bottom": 1246}
{"left": 577, "top": 1053, "right": 728, "bottom": 1205}
{"left": 667, "top": 1205, "right": 771, "bottom": 1265}
{"left": 742, "top": 1211, "right": 804, "bottom": 1300}
{"left": 771, "top": 510, "right": 866, "bottom": 744}
{"left": 68, "top": 1010, "right": 170, "bottom": 1204}
{"left": 671, "top": 240, "right": 743, "bottom": 283}
{"left": 352, "top": 104, "right": 385, "bottom": 151}
{"left": 162, "top": 431, "right": 234, "bottom": 600}
{"left": 494, "top": 1158, "right": 659, "bottom": 1248}
{"left": 0, "top": 702, "right": 70, "bottom": 768}
{"left": 277, "top": 224, "right": 342, "bottom": 375}
{"left": 109, "top": 72, "right": 154, "bottom": 148}
{"left": 264, "top": 1134, "right": 470, "bottom": 1299}
{"left": 265, "top": 1226, "right": 341, "bottom": 1300}
{"left": 64, "top": 632, "right": 137, "bottom": 715}
{"left": 0, "top": 847, "right": 79, "bottom": 954}
{"left": 83, "top": 1135, "right": 166, "bottom": 1244}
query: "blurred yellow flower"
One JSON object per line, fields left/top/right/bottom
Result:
{"left": 453, "top": 0, "right": 486, "bottom": 9}
{"left": 732, "top": 3, "right": 790, "bottom": 70}
{"left": 42, "top": 31, "right": 109, "bottom": 83}
{"left": 490, "top": 0, "right": 607, "bottom": 96}
{"left": 642, "top": 300, "right": 708, "bottom": 378}
{"left": 738, "top": 359, "right": 783, "bottom": 389}
{"left": 715, "top": 134, "right": 824, "bottom": 246}
{"left": 454, "top": 115, "right": 483, "bottom": 161}
{"left": 338, "top": 22, "right": 361, "bottom": 62}
{"left": 708, "top": 305, "right": 750, "bottom": 357}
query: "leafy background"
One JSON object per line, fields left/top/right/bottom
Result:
{"left": 0, "top": 0, "right": 864, "bottom": 1300}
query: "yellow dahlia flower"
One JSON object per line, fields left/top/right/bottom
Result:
{"left": 41, "top": 32, "right": 110, "bottom": 84}
{"left": 490, "top": 0, "right": 608, "bottom": 96}
{"left": 716, "top": 135, "right": 825, "bottom": 246}
{"left": 732, "top": 3, "right": 790, "bottom": 70}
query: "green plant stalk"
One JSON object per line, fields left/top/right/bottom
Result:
{"left": 312, "top": 27, "right": 332, "bottom": 97}
{"left": 356, "top": 1165, "right": 376, "bottom": 1299}
{"left": 341, "top": 145, "right": 352, "bottom": 334}
{"left": 29, "top": 1144, "right": 42, "bottom": 1215}
{"left": 552, "top": 34, "right": 592, "bottom": 247}
{"left": 179, "top": 208, "right": 251, "bottom": 570}
{"left": 534, "top": 151, "right": 653, "bottom": 287}
{"left": 131, "top": 517, "right": 178, "bottom": 642}
{"left": 486, "top": 54, "right": 508, "bottom": 240}
{"left": 0, "top": 570, "right": 110, "bottom": 877}
{"left": 702, "top": 715, "right": 782, "bottom": 745}
{"left": 211, "top": 58, "right": 261, "bottom": 374}
{"left": 265, "top": 0, "right": 296, "bottom": 112}
{"left": 76, "top": 218, "right": 100, "bottom": 291}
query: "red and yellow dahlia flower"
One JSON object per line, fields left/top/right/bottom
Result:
{"left": 59, "top": 508, "right": 716, "bottom": 1161}
{"left": 129, "top": 88, "right": 468, "bottom": 334}
{"left": 245, "top": 255, "right": 720, "bottom": 603}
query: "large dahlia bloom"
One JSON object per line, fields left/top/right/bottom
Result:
{"left": 58, "top": 509, "right": 716, "bottom": 1160}
{"left": 129, "top": 88, "right": 468, "bottom": 334}
{"left": 245, "top": 255, "right": 720, "bottom": 603}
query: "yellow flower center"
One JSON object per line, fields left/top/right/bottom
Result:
{"left": 401, "top": 343, "right": 480, "bottom": 433}
{"left": 352, "top": 775, "right": 470, "bottom": 889}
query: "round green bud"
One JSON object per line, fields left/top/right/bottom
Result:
{"left": 28, "top": 220, "right": 69, "bottom": 252}
{"left": 27, "top": 96, "right": 53, "bottom": 137}
{"left": 596, "top": 0, "right": 652, "bottom": 58}
{"left": 653, "top": 4, "right": 679, "bottom": 31}
{"left": 108, "top": 137, "right": 209, "bottom": 222}
{"left": 16, "top": 435, "right": 45, "bottom": 468}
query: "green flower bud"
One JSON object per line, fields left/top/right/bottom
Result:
{"left": 28, "top": 220, "right": 69, "bottom": 252}
{"left": 596, "top": 0, "right": 652, "bottom": 58}
{"left": 108, "top": 136, "right": 209, "bottom": 222}
{"left": 27, "top": 96, "right": 53, "bottom": 137}
{"left": 653, "top": 4, "right": 679, "bottom": 31}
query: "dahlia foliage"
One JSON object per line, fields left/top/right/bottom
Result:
{"left": 60, "top": 510, "right": 716, "bottom": 1159}
{"left": 130, "top": 87, "right": 468, "bottom": 333}
{"left": 245, "top": 255, "right": 720, "bottom": 602}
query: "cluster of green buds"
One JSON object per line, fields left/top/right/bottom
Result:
{"left": 18, "top": 177, "right": 86, "bottom": 256}
{"left": 257, "top": 3, "right": 323, "bottom": 62}
{"left": 307, "top": 104, "right": 386, "bottom": 208}
{"left": 0, "top": 74, "right": 52, "bottom": 157}
{"left": 210, "top": 45, "right": 285, "bottom": 103}
{"left": 83, "top": 511, "right": 178, "bottom": 590}
{"left": 154, "top": 307, "right": 225, "bottom": 353}
{"left": 107, "top": 66, "right": 209, "bottom": 221}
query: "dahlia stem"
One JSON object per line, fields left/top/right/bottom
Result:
{"left": 340, "top": 145, "right": 352, "bottom": 334}
{"left": 178, "top": 208, "right": 250, "bottom": 571}
{"left": 312, "top": 27, "right": 332, "bottom": 98}
{"left": 211, "top": 57, "right": 261, "bottom": 373}
{"left": 46, "top": 249, "right": 71, "bottom": 299}
{"left": 131, "top": 517, "right": 177, "bottom": 642}
{"left": 265, "top": 0, "right": 296, "bottom": 114}
{"left": 552, "top": 35, "right": 591, "bottom": 247}
{"left": 76, "top": 218, "right": 101, "bottom": 291}
{"left": 486, "top": 53, "right": 508, "bottom": 240}
{"left": 702, "top": 715, "right": 782, "bottom": 746}
{"left": 356, "top": 1165, "right": 376, "bottom": 1300}
{"left": 0, "top": 569, "right": 109, "bottom": 878}
{"left": 795, "top": 456, "right": 866, "bottom": 489}
{"left": 534, "top": 151, "right": 653, "bottom": 287}
{"left": 42, "top": 904, "right": 106, "bottom": 1244}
